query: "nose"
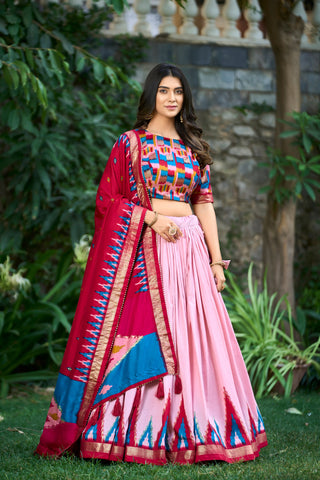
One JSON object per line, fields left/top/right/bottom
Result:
{"left": 169, "top": 90, "right": 176, "bottom": 102}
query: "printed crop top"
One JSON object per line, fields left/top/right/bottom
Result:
{"left": 140, "top": 130, "right": 213, "bottom": 204}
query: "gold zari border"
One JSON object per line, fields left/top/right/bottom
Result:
{"left": 78, "top": 207, "right": 145, "bottom": 425}
{"left": 81, "top": 432, "right": 267, "bottom": 464}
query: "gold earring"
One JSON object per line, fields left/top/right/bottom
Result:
{"left": 180, "top": 112, "right": 183, "bottom": 123}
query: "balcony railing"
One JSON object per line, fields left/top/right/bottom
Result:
{"left": 53, "top": 0, "right": 320, "bottom": 47}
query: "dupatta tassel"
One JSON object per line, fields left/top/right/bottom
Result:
{"left": 112, "top": 397, "right": 122, "bottom": 417}
{"left": 156, "top": 378, "right": 164, "bottom": 399}
{"left": 89, "top": 406, "right": 100, "bottom": 426}
{"left": 175, "top": 374, "right": 182, "bottom": 394}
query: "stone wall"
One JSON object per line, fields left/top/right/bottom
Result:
{"left": 102, "top": 38, "right": 320, "bottom": 281}
{"left": 134, "top": 40, "right": 320, "bottom": 114}
{"left": 201, "top": 107, "right": 274, "bottom": 276}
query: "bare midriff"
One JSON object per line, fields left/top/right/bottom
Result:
{"left": 151, "top": 198, "right": 193, "bottom": 217}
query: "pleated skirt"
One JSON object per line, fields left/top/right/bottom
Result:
{"left": 81, "top": 215, "right": 267, "bottom": 464}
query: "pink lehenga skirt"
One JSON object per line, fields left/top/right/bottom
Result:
{"left": 80, "top": 215, "right": 267, "bottom": 464}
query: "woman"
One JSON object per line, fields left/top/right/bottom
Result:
{"left": 36, "top": 64, "right": 267, "bottom": 464}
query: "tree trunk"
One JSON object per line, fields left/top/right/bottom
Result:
{"left": 259, "top": 0, "right": 304, "bottom": 310}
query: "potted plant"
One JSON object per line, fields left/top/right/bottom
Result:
{"left": 224, "top": 263, "right": 320, "bottom": 398}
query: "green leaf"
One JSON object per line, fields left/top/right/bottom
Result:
{"left": 93, "top": 59, "right": 105, "bottom": 83}
{"left": 20, "top": 110, "right": 34, "bottom": 133}
{"left": 8, "top": 24, "right": 20, "bottom": 36}
{"left": 27, "top": 23, "right": 39, "bottom": 46}
{"left": 52, "top": 30, "right": 74, "bottom": 54}
{"left": 48, "top": 50, "right": 65, "bottom": 85}
{"left": 25, "top": 49, "right": 34, "bottom": 69}
{"left": 309, "top": 165, "right": 320, "bottom": 174}
{"left": 38, "top": 49, "right": 53, "bottom": 78}
{"left": 111, "top": 0, "right": 127, "bottom": 14}
{"left": 0, "top": 19, "right": 8, "bottom": 35}
{"left": 279, "top": 130, "right": 299, "bottom": 138}
{"left": 12, "top": 59, "right": 30, "bottom": 86}
{"left": 304, "top": 183, "right": 316, "bottom": 201}
{"left": 38, "top": 166, "right": 52, "bottom": 199}
{"left": 294, "top": 182, "right": 302, "bottom": 196}
{"left": 5, "top": 14, "right": 21, "bottom": 24}
{"left": 302, "top": 133, "right": 312, "bottom": 153}
{"left": 76, "top": 52, "right": 86, "bottom": 72}
{"left": 40, "top": 33, "right": 52, "bottom": 49}
{"left": 2, "top": 65, "right": 12, "bottom": 87}
{"left": 40, "top": 209, "right": 61, "bottom": 235}
{"left": 105, "top": 65, "right": 119, "bottom": 87}
{"left": 22, "top": 5, "right": 33, "bottom": 28}
{"left": 7, "top": 109, "right": 20, "bottom": 130}
{"left": 30, "top": 73, "right": 37, "bottom": 92}
{"left": 9, "top": 67, "right": 19, "bottom": 90}
{"left": 31, "top": 183, "right": 41, "bottom": 220}
{"left": 36, "top": 77, "right": 48, "bottom": 107}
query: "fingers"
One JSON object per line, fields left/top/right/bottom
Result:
{"left": 211, "top": 265, "right": 225, "bottom": 292}
{"left": 152, "top": 217, "right": 182, "bottom": 243}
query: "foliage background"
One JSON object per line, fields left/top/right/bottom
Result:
{"left": 0, "top": 0, "right": 319, "bottom": 396}
{"left": 0, "top": 0, "right": 146, "bottom": 394}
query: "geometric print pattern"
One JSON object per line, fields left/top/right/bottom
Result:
{"left": 81, "top": 385, "right": 267, "bottom": 464}
{"left": 140, "top": 131, "right": 212, "bottom": 204}
{"left": 71, "top": 134, "right": 142, "bottom": 384}
{"left": 73, "top": 207, "right": 133, "bottom": 383}
{"left": 132, "top": 242, "right": 148, "bottom": 294}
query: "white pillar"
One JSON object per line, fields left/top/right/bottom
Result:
{"left": 245, "top": 0, "right": 264, "bottom": 40}
{"left": 134, "top": 0, "right": 151, "bottom": 35}
{"left": 293, "top": 0, "right": 309, "bottom": 43}
{"left": 180, "top": 0, "right": 198, "bottom": 36}
{"left": 158, "top": 0, "right": 177, "bottom": 34}
{"left": 223, "top": 0, "right": 241, "bottom": 39}
{"left": 109, "top": 13, "right": 128, "bottom": 35}
{"left": 202, "top": 0, "right": 220, "bottom": 37}
{"left": 312, "top": 0, "right": 320, "bottom": 44}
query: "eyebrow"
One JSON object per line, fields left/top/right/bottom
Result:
{"left": 158, "top": 85, "right": 183, "bottom": 89}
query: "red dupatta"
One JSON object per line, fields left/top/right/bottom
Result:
{"left": 36, "top": 130, "right": 177, "bottom": 457}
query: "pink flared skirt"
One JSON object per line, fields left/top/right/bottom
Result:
{"left": 81, "top": 215, "right": 267, "bottom": 464}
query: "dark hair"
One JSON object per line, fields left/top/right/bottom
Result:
{"left": 134, "top": 63, "right": 212, "bottom": 168}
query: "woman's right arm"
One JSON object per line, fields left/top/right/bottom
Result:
{"left": 145, "top": 210, "right": 182, "bottom": 243}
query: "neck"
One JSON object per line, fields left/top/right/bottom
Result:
{"left": 147, "top": 117, "right": 179, "bottom": 139}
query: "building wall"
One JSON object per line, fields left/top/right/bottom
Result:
{"left": 102, "top": 38, "right": 320, "bottom": 282}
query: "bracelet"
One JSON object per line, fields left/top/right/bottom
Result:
{"left": 210, "top": 260, "right": 230, "bottom": 269}
{"left": 148, "top": 211, "right": 158, "bottom": 228}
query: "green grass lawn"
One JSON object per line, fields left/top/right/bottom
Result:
{"left": 0, "top": 386, "right": 319, "bottom": 480}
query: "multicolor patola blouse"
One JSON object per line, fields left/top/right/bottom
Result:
{"left": 139, "top": 130, "right": 213, "bottom": 205}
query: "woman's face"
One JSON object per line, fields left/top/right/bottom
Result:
{"left": 154, "top": 76, "right": 184, "bottom": 121}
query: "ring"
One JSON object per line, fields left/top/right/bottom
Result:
{"left": 168, "top": 225, "right": 177, "bottom": 236}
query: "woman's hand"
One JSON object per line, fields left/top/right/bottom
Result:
{"left": 210, "top": 264, "right": 226, "bottom": 292}
{"left": 146, "top": 211, "right": 182, "bottom": 242}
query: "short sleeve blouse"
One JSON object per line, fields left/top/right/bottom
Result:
{"left": 139, "top": 130, "right": 213, "bottom": 205}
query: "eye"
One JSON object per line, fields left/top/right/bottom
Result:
{"left": 176, "top": 89, "right": 183, "bottom": 95}
{"left": 158, "top": 88, "right": 168, "bottom": 94}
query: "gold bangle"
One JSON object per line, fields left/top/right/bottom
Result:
{"left": 210, "top": 260, "right": 226, "bottom": 268}
{"left": 148, "top": 211, "right": 158, "bottom": 228}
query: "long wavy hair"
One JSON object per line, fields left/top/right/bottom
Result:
{"left": 134, "top": 63, "right": 212, "bottom": 168}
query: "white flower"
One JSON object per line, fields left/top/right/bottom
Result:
{"left": 0, "top": 257, "right": 31, "bottom": 298}
{"left": 73, "top": 234, "right": 93, "bottom": 271}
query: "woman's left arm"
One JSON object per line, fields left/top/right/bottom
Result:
{"left": 193, "top": 202, "right": 226, "bottom": 292}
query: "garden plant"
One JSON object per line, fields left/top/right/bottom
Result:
{"left": 0, "top": 0, "right": 146, "bottom": 395}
